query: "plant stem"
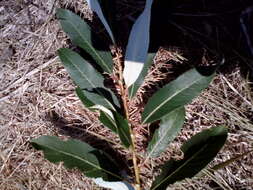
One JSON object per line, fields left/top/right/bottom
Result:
{"left": 114, "top": 48, "right": 141, "bottom": 190}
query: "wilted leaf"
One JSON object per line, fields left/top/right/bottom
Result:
{"left": 142, "top": 68, "right": 214, "bottom": 124}
{"left": 56, "top": 8, "right": 113, "bottom": 73}
{"left": 58, "top": 49, "right": 119, "bottom": 110}
{"left": 123, "top": 0, "right": 154, "bottom": 87}
{"left": 151, "top": 126, "right": 228, "bottom": 190}
{"left": 128, "top": 53, "right": 155, "bottom": 98}
{"left": 147, "top": 107, "right": 185, "bottom": 158}
{"left": 86, "top": 0, "right": 115, "bottom": 43}
{"left": 31, "top": 136, "right": 122, "bottom": 181}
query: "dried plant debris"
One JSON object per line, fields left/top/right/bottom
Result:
{"left": 0, "top": 0, "right": 252, "bottom": 190}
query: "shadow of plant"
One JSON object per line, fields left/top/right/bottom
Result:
{"left": 45, "top": 110, "right": 132, "bottom": 177}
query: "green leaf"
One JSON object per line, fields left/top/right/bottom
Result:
{"left": 123, "top": 0, "right": 154, "bottom": 87}
{"left": 113, "top": 112, "right": 132, "bottom": 148}
{"left": 97, "top": 108, "right": 132, "bottom": 148}
{"left": 58, "top": 48, "right": 104, "bottom": 89}
{"left": 58, "top": 49, "right": 119, "bottom": 110}
{"left": 128, "top": 53, "right": 155, "bottom": 98}
{"left": 76, "top": 87, "right": 120, "bottom": 111}
{"left": 142, "top": 68, "right": 214, "bottom": 124}
{"left": 99, "top": 110, "right": 117, "bottom": 133}
{"left": 86, "top": 0, "right": 115, "bottom": 43}
{"left": 147, "top": 107, "right": 185, "bottom": 158}
{"left": 76, "top": 87, "right": 94, "bottom": 108}
{"left": 56, "top": 8, "right": 113, "bottom": 73}
{"left": 151, "top": 126, "right": 228, "bottom": 190}
{"left": 31, "top": 136, "right": 122, "bottom": 181}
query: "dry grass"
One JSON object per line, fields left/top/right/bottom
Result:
{"left": 0, "top": 0, "right": 253, "bottom": 190}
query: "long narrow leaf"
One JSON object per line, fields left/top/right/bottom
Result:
{"left": 123, "top": 0, "right": 154, "bottom": 87}
{"left": 31, "top": 136, "right": 122, "bottom": 181}
{"left": 86, "top": 0, "right": 115, "bottom": 43}
{"left": 76, "top": 87, "right": 120, "bottom": 111}
{"left": 58, "top": 48, "right": 119, "bottom": 110}
{"left": 56, "top": 8, "right": 113, "bottom": 73}
{"left": 96, "top": 107, "right": 132, "bottom": 148}
{"left": 113, "top": 112, "right": 132, "bottom": 148}
{"left": 142, "top": 68, "right": 214, "bottom": 124}
{"left": 128, "top": 53, "right": 155, "bottom": 98}
{"left": 151, "top": 126, "right": 228, "bottom": 190}
{"left": 58, "top": 48, "right": 104, "bottom": 88}
{"left": 76, "top": 87, "right": 94, "bottom": 108}
{"left": 99, "top": 110, "right": 117, "bottom": 133}
{"left": 147, "top": 107, "right": 185, "bottom": 158}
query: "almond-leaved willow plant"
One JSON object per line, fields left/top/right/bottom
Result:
{"left": 31, "top": 0, "right": 228, "bottom": 190}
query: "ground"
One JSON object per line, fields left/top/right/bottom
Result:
{"left": 0, "top": 0, "right": 253, "bottom": 190}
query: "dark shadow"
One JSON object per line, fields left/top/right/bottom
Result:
{"left": 90, "top": 0, "right": 253, "bottom": 75}
{"left": 60, "top": 0, "right": 253, "bottom": 77}
{"left": 45, "top": 110, "right": 131, "bottom": 175}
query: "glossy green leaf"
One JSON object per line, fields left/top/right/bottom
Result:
{"left": 98, "top": 108, "right": 131, "bottom": 148}
{"left": 123, "top": 0, "right": 154, "bottom": 87}
{"left": 113, "top": 112, "right": 132, "bottom": 148}
{"left": 76, "top": 87, "right": 94, "bottom": 108}
{"left": 76, "top": 88, "right": 124, "bottom": 139}
{"left": 58, "top": 48, "right": 104, "bottom": 88}
{"left": 58, "top": 49, "right": 119, "bottom": 110}
{"left": 86, "top": 0, "right": 115, "bottom": 43}
{"left": 76, "top": 87, "right": 120, "bottom": 111}
{"left": 142, "top": 68, "right": 214, "bottom": 124}
{"left": 85, "top": 88, "right": 119, "bottom": 110}
{"left": 56, "top": 8, "right": 113, "bottom": 73}
{"left": 99, "top": 110, "right": 117, "bottom": 133}
{"left": 31, "top": 136, "right": 121, "bottom": 181}
{"left": 151, "top": 126, "right": 228, "bottom": 190}
{"left": 147, "top": 107, "right": 185, "bottom": 158}
{"left": 128, "top": 53, "right": 155, "bottom": 98}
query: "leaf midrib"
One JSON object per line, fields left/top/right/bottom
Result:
{"left": 40, "top": 142, "right": 122, "bottom": 180}
{"left": 143, "top": 76, "right": 206, "bottom": 123}
{"left": 151, "top": 144, "right": 208, "bottom": 190}
{"left": 64, "top": 16, "right": 111, "bottom": 73}
{"left": 147, "top": 111, "right": 180, "bottom": 158}
{"left": 63, "top": 53, "right": 114, "bottom": 109}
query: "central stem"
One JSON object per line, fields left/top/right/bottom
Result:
{"left": 115, "top": 48, "right": 141, "bottom": 190}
